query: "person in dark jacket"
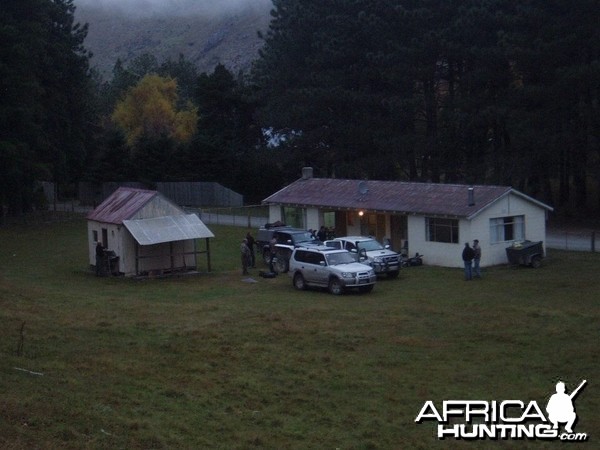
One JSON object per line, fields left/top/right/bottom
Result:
{"left": 246, "top": 232, "right": 256, "bottom": 268}
{"left": 462, "top": 242, "right": 475, "bottom": 280}
{"left": 317, "top": 226, "right": 327, "bottom": 242}
{"left": 95, "top": 241, "right": 105, "bottom": 276}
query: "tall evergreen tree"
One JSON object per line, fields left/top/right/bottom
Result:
{"left": 503, "top": 0, "right": 600, "bottom": 208}
{"left": 252, "top": 0, "right": 598, "bottom": 217}
{"left": 0, "top": 0, "right": 92, "bottom": 215}
{"left": 188, "top": 64, "right": 264, "bottom": 200}
{"left": 253, "top": 0, "right": 405, "bottom": 179}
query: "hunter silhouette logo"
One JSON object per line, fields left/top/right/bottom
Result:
{"left": 546, "top": 380, "right": 586, "bottom": 434}
{"left": 415, "top": 379, "right": 589, "bottom": 441}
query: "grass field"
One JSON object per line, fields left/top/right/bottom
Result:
{"left": 1, "top": 216, "right": 598, "bottom": 449}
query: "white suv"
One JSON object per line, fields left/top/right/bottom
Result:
{"left": 324, "top": 236, "right": 400, "bottom": 278}
{"left": 289, "top": 246, "right": 376, "bottom": 295}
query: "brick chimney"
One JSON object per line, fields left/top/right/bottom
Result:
{"left": 468, "top": 187, "right": 475, "bottom": 206}
{"left": 302, "top": 167, "right": 313, "bottom": 180}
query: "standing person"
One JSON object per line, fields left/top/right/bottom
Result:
{"left": 241, "top": 239, "right": 251, "bottom": 275}
{"left": 269, "top": 236, "right": 277, "bottom": 273}
{"left": 95, "top": 241, "right": 104, "bottom": 276}
{"left": 317, "top": 226, "right": 327, "bottom": 242}
{"left": 462, "top": 242, "right": 475, "bottom": 281}
{"left": 472, "top": 239, "right": 482, "bottom": 278}
{"left": 246, "top": 232, "right": 256, "bottom": 268}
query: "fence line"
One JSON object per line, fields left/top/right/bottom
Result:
{"left": 11, "top": 201, "right": 599, "bottom": 253}
{"left": 187, "top": 205, "right": 269, "bottom": 229}
{"left": 546, "top": 230, "right": 599, "bottom": 252}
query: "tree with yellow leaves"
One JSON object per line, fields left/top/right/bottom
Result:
{"left": 112, "top": 74, "right": 198, "bottom": 149}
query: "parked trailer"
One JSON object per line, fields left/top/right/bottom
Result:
{"left": 505, "top": 240, "right": 545, "bottom": 268}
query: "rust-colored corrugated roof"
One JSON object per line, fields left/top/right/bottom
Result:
{"left": 87, "top": 187, "right": 158, "bottom": 224}
{"left": 263, "top": 178, "right": 549, "bottom": 218}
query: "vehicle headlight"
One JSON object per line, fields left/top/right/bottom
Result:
{"left": 373, "top": 256, "right": 383, "bottom": 263}
{"left": 368, "top": 270, "right": 375, "bottom": 277}
{"left": 341, "top": 272, "right": 355, "bottom": 278}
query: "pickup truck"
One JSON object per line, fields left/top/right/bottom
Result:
{"left": 324, "top": 236, "right": 401, "bottom": 278}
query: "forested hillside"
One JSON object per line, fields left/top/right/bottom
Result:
{"left": 1, "top": 0, "right": 599, "bottom": 219}
{"left": 75, "top": 1, "right": 271, "bottom": 79}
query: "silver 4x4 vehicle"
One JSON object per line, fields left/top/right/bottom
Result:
{"left": 289, "top": 246, "right": 376, "bottom": 295}
{"left": 324, "top": 236, "right": 400, "bottom": 278}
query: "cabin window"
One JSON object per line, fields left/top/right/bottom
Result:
{"left": 490, "top": 215, "right": 525, "bottom": 243}
{"left": 426, "top": 217, "right": 459, "bottom": 243}
{"left": 282, "top": 207, "right": 305, "bottom": 228}
{"left": 323, "top": 211, "right": 335, "bottom": 229}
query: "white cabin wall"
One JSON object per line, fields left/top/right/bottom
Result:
{"left": 87, "top": 221, "right": 97, "bottom": 266}
{"left": 120, "top": 230, "right": 137, "bottom": 275}
{"left": 132, "top": 196, "right": 184, "bottom": 220}
{"left": 269, "top": 204, "right": 282, "bottom": 223}
{"left": 262, "top": 191, "right": 548, "bottom": 268}
{"left": 305, "top": 208, "right": 320, "bottom": 231}
{"left": 407, "top": 216, "right": 466, "bottom": 268}
{"left": 473, "top": 194, "right": 548, "bottom": 266}
{"left": 87, "top": 221, "right": 121, "bottom": 267}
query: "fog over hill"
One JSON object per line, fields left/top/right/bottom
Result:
{"left": 74, "top": 0, "right": 272, "bottom": 79}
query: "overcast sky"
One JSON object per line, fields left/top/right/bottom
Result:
{"left": 75, "top": 0, "right": 272, "bottom": 18}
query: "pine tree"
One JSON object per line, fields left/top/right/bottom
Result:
{"left": 0, "top": 0, "right": 92, "bottom": 215}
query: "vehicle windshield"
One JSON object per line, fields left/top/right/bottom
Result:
{"left": 292, "top": 232, "right": 319, "bottom": 244}
{"left": 357, "top": 239, "right": 384, "bottom": 251}
{"left": 325, "top": 252, "right": 356, "bottom": 266}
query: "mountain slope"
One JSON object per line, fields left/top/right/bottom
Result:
{"left": 75, "top": 3, "right": 271, "bottom": 79}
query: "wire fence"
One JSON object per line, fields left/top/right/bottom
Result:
{"left": 546, "top": 230, "right": 599, "bottom": 252}
{"left": 7, "top": 202, "right": 599, "bottom": 254}
{"left": 186, "top": 205, "right": 269, "bottom": 229}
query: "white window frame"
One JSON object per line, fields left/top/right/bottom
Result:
{"left": 425, "top": 217, "right": 459, "bottom": 243}
{"left": 489, "top": 215, "right": 525, "bottom": 244}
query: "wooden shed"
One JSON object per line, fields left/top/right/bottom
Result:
{"left": 87, "top": 187, "right": 214, "bottom": 277}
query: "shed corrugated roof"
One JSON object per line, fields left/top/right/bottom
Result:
{"left": 263, "top": 178, "right": 551, "bottom": 218}
{"left": 87, "top": 187, "right": 158, "bottom": 224}
{"left": 123, "top": 214, "right": 214, "bottom": 246}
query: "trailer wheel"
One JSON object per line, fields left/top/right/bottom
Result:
{"left": 530, "top": 255, "right": 542, "bottom": 268}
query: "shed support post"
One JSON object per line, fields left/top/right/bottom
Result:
{"left": 206, "top": 238, "right": 211, "bottom": 272}
{"left": 193, "top": 239, "right": 198, "bottom": 270}
{"left": 170, "top": 242, "right": 174, "bottom": 271}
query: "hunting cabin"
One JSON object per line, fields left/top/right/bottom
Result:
{"left": 263, "top": 168, "right": 553, "bottom": 268}
{"left": 87, "top": 187, "right": 214, "bottom": 277}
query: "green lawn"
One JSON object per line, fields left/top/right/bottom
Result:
{"left": 1, "top": 217, "right": 598, "bottom": 449}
